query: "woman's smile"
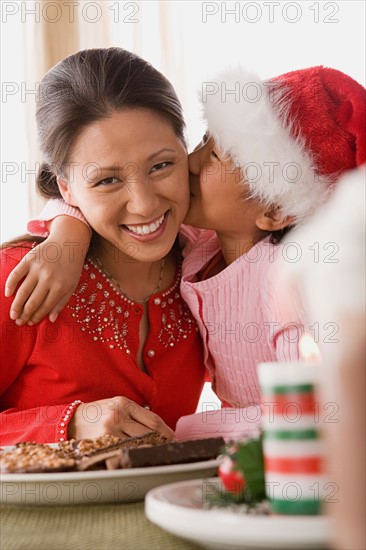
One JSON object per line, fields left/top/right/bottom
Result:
{"left": 121, "top": 211, "right": 170, "bottom": 241}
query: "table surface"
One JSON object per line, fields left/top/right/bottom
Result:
{"left": 1, "top": 501, "right": 201, "bottom": 550}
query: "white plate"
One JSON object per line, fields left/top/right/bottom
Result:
{"left": 145, "top": 478, "right": 330, "bottom": 549}
{"left": 0, "top": 458, "right": 221, "bottom": 506}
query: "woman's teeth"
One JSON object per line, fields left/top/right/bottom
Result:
{"left": 125, "top": 214, "right": 165, "bottom": 235}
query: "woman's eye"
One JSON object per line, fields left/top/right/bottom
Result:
{"left": 98, "top": 176, "right": 120, "bottom": 186}
{"left": 150, "top": 162, "right": 171, "bottom": 173}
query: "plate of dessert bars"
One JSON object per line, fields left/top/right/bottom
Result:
{"left": 0, "top": 433, "right": 224, "bottom": 505}
{"left": 145, "top": 477, "right": 330, "bottom": 549}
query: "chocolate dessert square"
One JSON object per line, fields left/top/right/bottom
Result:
{"left": 119, "top": 437, "right": 225, "bottom": 468}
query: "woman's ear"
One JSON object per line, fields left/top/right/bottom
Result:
{"left": 256, "top": 206, "right": 295, "bottom": 231}
{"left": 57, "top": 177, "right": 78, "bottom": 206}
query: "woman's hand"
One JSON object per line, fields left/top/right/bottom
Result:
{"left": 68, "top": 397, "right": 175, "bottom": 440}
{"left": 5, "top": 216, "right": 91, "bottom": 325}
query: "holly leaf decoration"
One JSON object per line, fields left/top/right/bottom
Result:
{"left": 230, "top": 434, "right": 266, "bottom": 503}
{"left": 204, "top": 434, "right": 266, "bottom": 507}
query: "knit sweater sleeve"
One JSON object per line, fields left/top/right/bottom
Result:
{"left": 175, "top": 407, "right": 261, "bottom": 442}
{"left": 0, "top": 247, "right": 80, "bottom": 444}
{"left": 262, "top": 254, "right": 304, "bottom": 362}
{"left": 178, "top": 224, "right": 208, "bottom": 258}
{"left": 27, "top": 198, "right": 90, "bottom": 237}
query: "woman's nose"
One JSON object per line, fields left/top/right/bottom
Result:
{"left": 125, "top": 180, "right": 159, "bottom": 216}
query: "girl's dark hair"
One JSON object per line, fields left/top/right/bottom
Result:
{"left": 270, "top": 225, "right": 294, "bottom": 244}
{"left": 36, "top": 47, "right": 186, "bottom": 198}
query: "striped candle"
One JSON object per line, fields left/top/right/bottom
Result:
{"left": 258, "top": 363, "right": 325, "bottom": 515}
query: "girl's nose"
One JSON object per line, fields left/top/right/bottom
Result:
{"left": 188, "top": 148, "right": 202, "bottom": 176}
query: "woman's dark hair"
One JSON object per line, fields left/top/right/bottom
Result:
{"left": 2, "top": 48, "right": 186, "bottom": 250}
{"left": 36, "top": 47, "right": 186, "bottom": 198}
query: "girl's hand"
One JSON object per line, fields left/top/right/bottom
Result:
{"left": 5, "top": 216, "right": 91, "bottom": 325}
{"left": 69, "top": 397, "right": 175, "bottom": 440}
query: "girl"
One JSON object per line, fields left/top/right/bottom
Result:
{"left": 0, "top": 48, "right": 206, "bottom": 444}
{"left": 4, "top": 64, "right": 365, "bottom": 439}
{"left": 179, "top": 65, "right": 365, "bottom": 412}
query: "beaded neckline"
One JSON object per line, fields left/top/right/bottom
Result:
{"left": 95, "top": 256, "right": 165, "bottom": 304}
{"left": 67, "top": 254, "right": 196, "bottom": 354}
{"left": 88, "top": 255, "right": 182, "bottom": 306}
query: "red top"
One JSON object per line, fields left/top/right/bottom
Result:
{"left": 0, "top": 245, "right": 205, "bottom": 445}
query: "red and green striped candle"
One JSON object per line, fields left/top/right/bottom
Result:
{"left": 257, "top": 363, "right": 325, "bottom": 515}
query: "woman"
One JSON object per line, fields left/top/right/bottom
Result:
{"left": 0, "top": 48, "right": 206, "bottom": 445}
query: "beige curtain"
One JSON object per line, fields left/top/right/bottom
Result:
{"left": 37, "top": 1, "right": 81, "bottom": 74}
{"left": 26, "top": 0, "right": 111, "bottom": 217}
{"left": 159, "top": 0, "right": 185, "bottom": 94}
{"left": 26, "top": 0, "right": 185, "bottom": 217}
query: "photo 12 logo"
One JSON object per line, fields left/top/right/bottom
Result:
{"left": 1, "top": 1, "right": 139, "bottom": 24}
{"left": 201, "top": 2, "right": 340, "bottom": 24}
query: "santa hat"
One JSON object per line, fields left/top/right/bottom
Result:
{"left": 201, "top": 66, "right": 365, "bottom": 222}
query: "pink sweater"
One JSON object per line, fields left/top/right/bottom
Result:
{"left": 28, "top": 200, "right": 304, "bottom": 440}
{"left": 179, "top": 225, "right": 303, "bottom": 407}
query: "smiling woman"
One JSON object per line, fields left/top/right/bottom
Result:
{"left": 0, "top": 48, "right": 206, "bottom": 445}
{"left": 57, "top": 109, "right": 189, "bottom": 269}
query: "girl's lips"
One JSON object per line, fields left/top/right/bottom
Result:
{"left": 121, "top": 211, "right": 170, "bottom": 242}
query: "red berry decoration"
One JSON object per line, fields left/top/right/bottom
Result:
{"left": 219, "top": 454, "right": 246, "bottom": 494}
{"left": 218, "top": 436, "right": 266, "bottom": 504}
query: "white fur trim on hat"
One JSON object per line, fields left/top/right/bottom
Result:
{"left": 201, "top": 67, "right": 331, "bottom": 223}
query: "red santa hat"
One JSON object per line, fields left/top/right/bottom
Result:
{"left": 201, "top": 66, "right": 365, "bottom": 222}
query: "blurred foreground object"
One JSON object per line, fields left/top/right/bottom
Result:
{"left": 277, "top": 167, "right": 365, "bottom": 548}
{"left": 258, "top": 362, "right": 325, "bottom": 515}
